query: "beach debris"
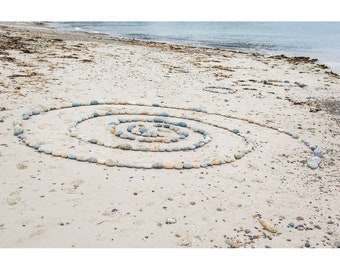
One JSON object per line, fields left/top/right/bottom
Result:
{"left": 165, "top": 218, "right": 177, "bottom": 225}
{"left": 259, "top": 218, "right": 278, "bottom": 233}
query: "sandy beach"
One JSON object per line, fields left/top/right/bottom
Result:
{"left": 0, "top": 22, "right": 339, "bottom": 248}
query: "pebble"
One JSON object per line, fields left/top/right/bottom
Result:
{"left": 183, "top": 163, "right": 193, "bottom": 169}
{"left": 296, "top": 216, "right": 304, "bottom": 221}
{"left": 313, "top": 147, "right": 323, "bottom": 158}
{"left": 32, "top": 110, "right": 40, "bottom": 115}
{"left": 164, "top": 163, "right": 174, "bottom": 169}
{"left": 163, "top": 137, "right": 171, "bottom": 143}
{"left": 90, "top": 100, "right": 99, "bottom": 105}
{"left": 88, "top": 138, "right": 98, "bottom": 144}
{"left": 307, "top": 156, "right": 321, "bottom": 169}
{"left": 97, "top": 159, "right": 106, "bottom": 165}
{"left": 105, "top": 159, "right": 115, "bottom": 167}
{"left": 119, "top": 143, "right": 132, "bottom": 150}
{"left": 152, "top": 163, "right": 164, "bottom": 169}
{"left": 234, "top": 151, "right": 245, "bottom": 160}
{"left": 13, "top": 126, "right": 24, "bottom": 136}
{"left": 67, "top": 154, "right": 76, "bottom": 159}
{"left": 44, "top": 149, "right": 52, "bottom": 155}
{"left": 165, "top": 218, "right": 177, "bottom": 225}
{"left": 72, "top": 102, "right": 81, "bottom": 107}
{"left": 305, "top": 242, "right": 311, "bottom": 248}
{"left": 52, "top": 151, "right": 61, "bottom": 157}
{"left": 178, "top": 122, "right": 187, "bottom": 127}
{"left": 212, "top": 159, "right": 221, "bottom": 165}
{"left": 288, "top": 222, "right": 295, "bottom": 228}
{"left": 76, "top": 155, "right": 87, "bottom": 161}
{"left": 259, "top": 218, "right": 278, "bottom": 233}
{"left": 174, "top": 162, "right": 183, "bottom": 169}
{"left": 149, "top": 145, "right": 159, "bottom": 152}
{"left": 87, "top": 157, "right": 97, "bottom": 163}
{"left": 232, "top": 128, "right": 240, "bottom": 134}
{"left": 22, "top": 113, "right": 30, "bottom": 120}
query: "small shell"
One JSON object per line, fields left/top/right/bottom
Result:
{"left": 259, "top": 218, "right": 278, "bottom": 233}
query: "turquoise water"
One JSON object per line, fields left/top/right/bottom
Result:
{"left": 52, "top": 22, "right": 340, "bottom": 72}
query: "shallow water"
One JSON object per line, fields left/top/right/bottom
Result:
{"left": 52, "top": 22, "right": 340, "bottom": 72}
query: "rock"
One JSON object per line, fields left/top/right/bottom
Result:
{"left": 90, "top": 100, "right": 99, "bottom": 105}
{"left": 193, "top": 163, "right": 201, "bottom": 168}
{"left": 87, "top": 157, "right": 97, "bottom": 163}
{"left": 44, "top": 149, "right": 52, "bottom": 155}
{"left": 120, "top": 134, "right": 129, "bottom": 139}
{"left": 165, "top": 218, "right": 177, "bottom": 225}
{"left": 163, "top": 137, "right": 171, "bottom": 143}
{"left": 105, "top": 159, "right": 115, "bottom": 166}
{"left": 164, "top": 163, "right": 174, "bottom": 169}
{"left": 32, "top": 110, "right": 40, "bottom": 115}
{"left": 152, "top": 163, "right": 164, "bottom": 169}
{"left": 92, "top": 112, "right": 99, "bottom": 117}
{"left": 119, "top": 143, "right": 132, "bottom": 150}
{"left": 171, "top": 136, "right": 179, "bottom": 142}
{"left": 313, "top": 147, "right": 323, "bottom": 158}
{"left": 305, "top": 242, "right": 311, "bottom": 248}
{"left": 149, "top": 145, "right": 159, "bottom": 152}
{"left": 150, "top": 130, "right": 158, "bottom": 137}
{"left": 95, "top": 159, "right": 105, "bottom": 165}
{"left": 72, "top": 102, "right": 81, "bottom": 107}
{"left": 52, "top": 151, "right": 61, "bottom": 157}
{"left": 296, "top": 216, "right": 304, "bottom": 221}
{"left": 13, "top": 126, "right": 24, "bottom": 136}
{"left": 127, "top": 124, "right": 136, "bottom": 132}
{"left": 178, "top": 122, "right": 187, "bottom": 127}
{"left": 288, "top": 222, "right": 295, "bottom": 228}
{"left": 139, "top": 126, "right": 148, "bottom": 134}
{"left": 76, "top": 155, "right": 87, "bottom": 161}
{"left": 88, "top": 138, "right": 98, "bottom": 144}
{"left": 234, "top": 151, "right": 245, "bottom": 159}
{"left": 307, "top": 156, "right": 321, "bottom": 169}
{"left": 160, "top": 112, "right": 169, "bottom": 117}
{"left": 153, "top": 117, "right": 163, "bottom": 123}
{"left": 67, "top": 154, "right": 76, "bottom": 159}
{"left": 22, "top": 113, "right": 30, "bottom": 120}
{"left": 232, "top": 128, "right": 240, "bottom": 134}
{"left": 178, "top": 131, "right": 189, "bottom": 137}
{"left": 183, "top": 163, "right": 193, "bottom": 169}
{"left": 259, "top": 218, "right": 278, "bottom": 233}
{"left": 174, "top": 162, "right": 183, "bottom": 169}
{"left": 212, "top": 159, "right": 221, "bottom": 165}
{"left": 16, "top": 163, "right": 27, "bottom": 170}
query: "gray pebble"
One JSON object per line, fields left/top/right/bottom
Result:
{"left": 307, "top": 156, "right": 321, "bottom": 169}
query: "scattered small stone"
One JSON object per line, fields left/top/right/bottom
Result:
{"left": 305, "top": 242, "right": 311, "bottom": 248}
{"left": 165, "top": 218, "right": 177, "bottom": 225}
{"left": 296, "top": 216, "right": 304, "bottom": 221}
{"left": 288, "top": 222, "right": 295, "bottom": 228}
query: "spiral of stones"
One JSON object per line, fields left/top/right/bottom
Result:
{"left": 13, "top": 99, "right": 321, "bottom": 169}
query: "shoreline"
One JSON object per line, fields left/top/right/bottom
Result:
{"left": 0, "top": 22, "right": 339, "bottom": 248}
{"left": 46, "top": 21, "right": 340, "bottom": 75}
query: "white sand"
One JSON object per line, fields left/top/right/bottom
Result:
{"left": 0, "top": 22, "right": 339, "bottom": 248}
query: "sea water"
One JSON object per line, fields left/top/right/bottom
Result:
{"left": 51, "top": 22, "right": 340, "bottom": 72}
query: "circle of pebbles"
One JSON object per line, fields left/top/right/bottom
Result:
{"left": 72, "top": 114, "right": 212, "bottom": 152}
{"left": 203, "top": 86, "right": 236, "bottom": 94}
{"left": 13, "top": 100, "right": 321, "bottom": 169}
